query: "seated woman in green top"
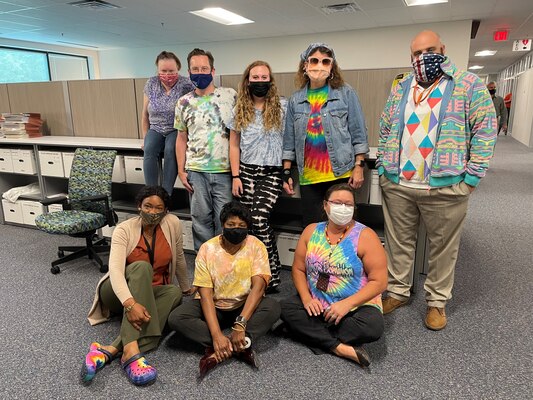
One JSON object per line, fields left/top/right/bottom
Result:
{"left": 83, "top": 186, "right": 194, "bottom": 386}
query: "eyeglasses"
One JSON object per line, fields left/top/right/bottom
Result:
{"left": 307, "top": 57, "right": 333, "bottom": 66}
{"left": 327, "top": 200, "right": 355, "bottom": 207}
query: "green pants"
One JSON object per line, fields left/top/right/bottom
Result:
{"left": 99, "top": 261, "right": 182, "bottom": 353}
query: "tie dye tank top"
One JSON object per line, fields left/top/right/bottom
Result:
{"left": 306, "top": 221, "right": 382, "bottom": 312}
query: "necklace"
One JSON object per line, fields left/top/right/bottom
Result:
{"left": 325, "top": 222, "right": 350, "bottom": 257}
{"left": 413, "top": 76, "right": 442, "bottom": 106}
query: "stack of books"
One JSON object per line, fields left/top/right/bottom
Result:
{"left": 0, "top": 113, "right": 44, "bottom": 139}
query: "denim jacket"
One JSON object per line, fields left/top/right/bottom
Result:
{"left": 282, "top": 83, "right": 369, "bottom": 177}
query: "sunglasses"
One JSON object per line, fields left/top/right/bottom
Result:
{"left": 307, "top": 57, "right": 333, "bottom": 66}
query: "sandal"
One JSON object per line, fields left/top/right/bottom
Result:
{"left": 353, "top": 346, "right": 371, "bottom": 368}
{"left": 121, "top": 353, "right": 157, "bottom": 386}
{"left": 80, "top": 342, "right": 114, "bottom": 384}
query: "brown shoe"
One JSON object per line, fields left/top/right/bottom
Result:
{"left": 425, "top": 307, "right": 447, "bottom": 331}
{"left": 382, "top": 296, "right": 408, "bottom": 315}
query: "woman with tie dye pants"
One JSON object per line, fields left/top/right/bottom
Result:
{"left": 229, "top": 60, "right": 287, "bottom": 292}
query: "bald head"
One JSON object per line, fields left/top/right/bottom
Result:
{"left": 410, "top": 30, "right": 445, "bottom": 59}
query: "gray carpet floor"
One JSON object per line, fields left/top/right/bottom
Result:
{"left": 1, "top": 136, "right": 531, "bottom": 400}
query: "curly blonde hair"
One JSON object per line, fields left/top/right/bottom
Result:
{"left": 295, "top": 46, "right": 345, "bottom": 89}
{"left": 234, "top": 60, "right": 283, "bottom": 132}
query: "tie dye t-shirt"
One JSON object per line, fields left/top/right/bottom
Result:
{"left": 174, "top": 87, "right": 237, "bottom": 173}
{"left": 300, "top": 86, "right": 351, "bottom": 185}
{"left": 193, "top": 235, "right": 271, "bottom": 310}
{"left": 306, "top": 222, "right": 382, "bottom": 312}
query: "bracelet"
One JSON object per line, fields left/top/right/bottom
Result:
{"left": 231, "top": 175, "right": 241, "bottom": 179}
{"left": 124, "top": 301, "right": 136, "bottom": 313}
{"left": 281, "top": 168, "right": 292, "bottom": 184}
{"left": 231, "top": 325, "right": 245, "bottom": 332}
{"left": 233, "top": 321, "right": 247, "bottom": 330}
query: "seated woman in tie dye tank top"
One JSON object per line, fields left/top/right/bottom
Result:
{"left": 280, "top": 183, "right": 387, "bottom": 367}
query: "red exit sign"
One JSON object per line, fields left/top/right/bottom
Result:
{"left": 494, "top": 30, "right": 509, "bottom": 41}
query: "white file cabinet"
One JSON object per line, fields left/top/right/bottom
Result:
{"left": 181, "top": 219, "right": 194, "bottom": 251}
{"left": 62, "top": 152, "right": 75, "bottom": 178}
{"left": 112, "top": 155, "right": 126, "bottom": 183}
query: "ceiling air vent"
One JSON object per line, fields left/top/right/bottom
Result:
{"left": 321, "top": 2, "right": 361, "bottom": 15}
{"left": 69, "top": 0, "right": 121, "bottom": 10}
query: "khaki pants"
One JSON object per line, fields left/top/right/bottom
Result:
{"left": 380, "top": 176, "right": 470, "bottom": 307}
{"left": 99, "top": 261, "right": 182, "bottom": 352}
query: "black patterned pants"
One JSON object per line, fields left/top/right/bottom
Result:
{"left": 239, "top": 162, "right": 283, "bottom": 287}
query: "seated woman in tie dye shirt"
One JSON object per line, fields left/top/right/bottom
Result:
{"left": 280, "top": 183, "right": 387, "bottom": 367}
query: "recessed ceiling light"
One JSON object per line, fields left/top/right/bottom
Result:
{"left": 189, "top": 7, "right": 254, "bottom": 25}
{"left": 468, "top": 65, "right": 484, "bottom": 70}
{"left": 475, "top": 50, "right": 497, "bottom": 57}
{"left": 404, "top": 0, "right": 448, "bottom": 6}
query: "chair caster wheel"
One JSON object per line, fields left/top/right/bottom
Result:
{"left": 100, "top": 264, "right": 108, "bottom": 273}
{"left": 51, "top": 265, "right": 61, "bottom": 274}
{"left": 58, "top": 250, "right": 65, "bottom": 258}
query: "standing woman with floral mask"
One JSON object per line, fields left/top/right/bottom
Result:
{"left": 282, "top": 43, "right": 369, "bottom": 226}
{"left": 142, "top": 51, "right": 195, "bottom": 196}
{"left": 229, "top": 60, "right": 287, "bottom": 292}
{"left": 280, "top": 183, "right": 386, "bottom": 367}
{"left": 83, "top": 186, "right": 194, "bottom": 386}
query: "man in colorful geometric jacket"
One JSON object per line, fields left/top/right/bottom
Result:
{"left": 377, "top": 30, "right": 496, "bottom": 331}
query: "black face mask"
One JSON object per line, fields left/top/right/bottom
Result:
{"left": 249, "top": 81, "right": 271, "bottom": 97}
{"left": 223, "top": 227, "right": 248, "bottom": 245}
{"left": 488, "top": 89, "right": 496, "bottom": 95}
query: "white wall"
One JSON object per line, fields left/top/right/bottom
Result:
{"left": 511, "top": 68, "right": 533, "bottom": 147}
{"left": 98, "top": 20, "right": 471, "bottom": 78}
{"left": 0, "top": 38, "right": 100, "bottom": 78}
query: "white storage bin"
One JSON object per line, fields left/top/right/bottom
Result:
{"left": 369, "top": 170, "right": 382, "bottom": 205}
{"left": 0, "top": 149, "right": 13, "bottom": 172}
{"left": 47, "top": 203, "right": 64, "bottom": 213}
{"left": 21, "top": 200, "right": 45, "bottom": 226}
{"left": 112, "top": 155, "right": 126, "bottom": 183}
{"left": 39, "top": 151, "right": 64, "bottom": 177}
{"left": 11, "top": 149, "right": 37, "bottom": 175}
{"left": 124, "top": 156, "right": 145, "bottom": 184}
{"left": 62, "top": 152, "right": 75, "bottom": 178}
{"left": 276, "top": 232, "right": 300, "bottom": 267}
{"left": 2, "top": 199, "right": 24, "bottom": 224}
{"left": 181, "top": 219, "right": 194, "bottom": 251}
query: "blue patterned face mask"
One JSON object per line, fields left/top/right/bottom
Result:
{"left": 411, "top": 53, "right": 445, "bottom": 83}
{"left": 189, "top": 73, "right": 213, "bottom": 89}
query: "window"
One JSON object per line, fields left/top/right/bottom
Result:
{"left": 0, "top": 47, "right": 90, "bottom": 83}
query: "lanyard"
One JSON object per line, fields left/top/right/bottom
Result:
{"left": 413, "top": 76, "right": 442, "bottom": 106}
{"left": 142, "top": 227, "right": 157, "bottom": 267}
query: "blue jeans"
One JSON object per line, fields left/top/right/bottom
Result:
{"left": 143, "top": 129, "right": 178, "bottom": 195}
{"left": 187, "top": 171, "right": 232, "bottom": 252}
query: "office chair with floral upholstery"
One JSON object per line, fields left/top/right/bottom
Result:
{"left": 36, "top": 148, "right": 117, "bottom": 274}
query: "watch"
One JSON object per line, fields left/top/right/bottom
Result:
{"left": 355, "top": 159, "right": 365, "bottom": 167}
{"left": 235, "top": 315, "right": 248, "bottom": 327}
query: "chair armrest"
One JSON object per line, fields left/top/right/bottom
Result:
{"left": 40, "top": 195, "right": 69, "bottom": 206}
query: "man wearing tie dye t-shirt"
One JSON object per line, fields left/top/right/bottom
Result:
{"left": 377, "top": 30, "right": 497, "bottom": 331}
